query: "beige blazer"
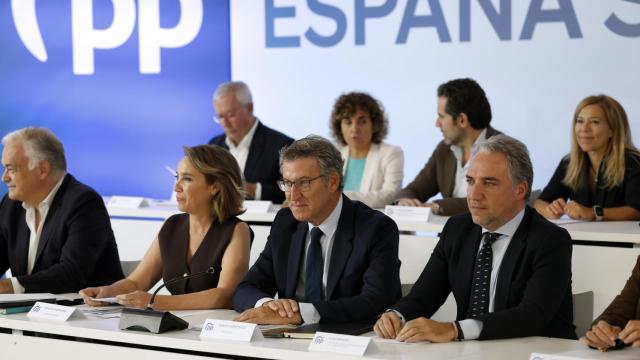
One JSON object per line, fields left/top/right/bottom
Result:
{"left": 340, "top": 142, "right": 404, "bottom": 208}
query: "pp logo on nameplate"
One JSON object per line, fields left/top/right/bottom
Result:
{"left": 27, "top": 301, "right": 86, "bottom": 322}
{"left": 384, "top": 205, "right": 431, "bottom": 222}
{"left": 199, "top": 319, "right": 263, "bottom": 342}
{"left": 308, "top": 332, "right": 373, "bottom": 356}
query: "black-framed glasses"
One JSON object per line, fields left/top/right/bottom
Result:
{"left": 277, "top": 175, "right": 323, "bottom": 192}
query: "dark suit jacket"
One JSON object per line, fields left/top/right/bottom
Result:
{"left": 395, "top": 126, "right": 501, "bottom": 215}
{"left": 233, "top": 195, "right": 401, "bottom": 324}
{"left": 392, "top": 206, "right": 576, "bottom": 340}
{"left": 0, "top": 174, "right": 124, "bottom": 293}
{"left": 209, "top": 120, "right": 294, "bottom": 204}
{"left": 594, "top": 256, "right": 640, "bottom": 328}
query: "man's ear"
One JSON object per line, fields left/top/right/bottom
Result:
{"left": 37, "top": 160, "right": 51, "bottom": 180}
{"left": 457, "top": 112, "right": 470, "bottom": 128}
{"left": 328, "top": 171, "right": 341, "bottom": 192}
{"left": 515, "top": 181, "right": 529, "bottom": 201}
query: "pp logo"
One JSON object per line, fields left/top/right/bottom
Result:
{"left": 32, "top": 305, "right": 41, "bottom": 312}
{"left": 11, "top": 0, "right": 203, "bottom": 75}
{"left": 313, "top": 335, "right": 324, "bottom": 344}
{"left": 204, "top": 322, "right": 214, "bottom": 332}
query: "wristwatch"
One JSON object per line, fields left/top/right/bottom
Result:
{"left": 593, "top": 205, "right": 604, "bottom": 221}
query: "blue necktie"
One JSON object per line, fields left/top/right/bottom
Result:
{"left": 467, "top": 232, "right": 501, "bottom": 318}
{"left": 304, "top": 227, "right": 324, "bottom": 303}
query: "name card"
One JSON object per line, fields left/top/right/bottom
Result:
{"left": 27, "top": 302, "right": 86, "bottom": 322}
{"left": 384, "top": 205, "right": 431, "bottom": 222}
{"left": 108, "top": 196, "right": 147, "bottom": 209}
{"left": 243, "top": 201, "right": 272, "bottom": 213}
{"left": 199, "top": 319, "right": 263, "bottom": 342}
{"left": 308, "top": 332, "right": 373, "bottom": 356}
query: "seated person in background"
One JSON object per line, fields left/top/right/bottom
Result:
{"left": 0, "top": 127, "right": 123, "bottom": 293}
{"left": 535, "top": 95, "right": 640, "bottom": 221}
{"left": 395, "top": 78, "right": 501, "bottom": 216}
{"left": 581, "top": 256, "right": 640, "bottom": 349}
{"left": 81, "top": 145, "right": 252, "bottom": 310}
{"left": 329, "top": 92, "right": 404, "bottom": 208}
{"left": 233, "top": 135, "right": 401, "bottom": 325}
{"left": 375, "top": 135, "right": 576, "bottom": 342}
{"left": 209, "top": 81, "right": 294, "bottom": 204}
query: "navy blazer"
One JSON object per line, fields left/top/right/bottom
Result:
{"left": 209, "top": 121, "right": 294, "bottom": 203}
{"left": 233, "top": 195, "right": 401, "bottom": 323}
{"left": 0, "top": 174, "right": 124, "bottom": 293}
{"left": 392, "top": 206, "right": 576, "bottom": 340}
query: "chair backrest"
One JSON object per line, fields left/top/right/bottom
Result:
{"left": 573, "top": 291, "right": 594, "bottom": 337}
{"left": 120, "top": 260, "right": 140, "bottom": 277}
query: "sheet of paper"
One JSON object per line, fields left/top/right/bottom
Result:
{"left": 78, "top": 305, "right": 123, "bottom": 319}
{"left": 90, "top": 297, "right": 119, "bottom": 304}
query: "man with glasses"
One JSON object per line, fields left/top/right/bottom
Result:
{"left": 209, "top": 81, "right": 293, "bottom": 203}
{"left": 233, "top": 135, "right": 401, "bottom": 325}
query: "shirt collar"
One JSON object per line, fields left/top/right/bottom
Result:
{"left": 22, "top": 174, "right": 66, "bottom": 211}
{"left": 482, "top": 206, "right": 526, "bottom": 238}
{"left": 450, "top": 128, "right": 489, "bottom": 162}
{"left": 308, "top": 195, "right": 343, "bottom": 240}
{"left": 225, "top": 118, "right": 259, "bottom": 150}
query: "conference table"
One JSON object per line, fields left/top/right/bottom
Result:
{"left": 0, "top": 308, "right": 598, "bottom": 360}
{"left": 107, "top": 200, "right": 640, "bottom": 322}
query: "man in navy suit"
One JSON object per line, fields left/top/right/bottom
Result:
{"left": 0, "top": 127, "right": 124, "bottom": 293}
{"left": 209, "top": 81, "right": 293, "bottom": 203}
{"left": 375, "top": 135, "right": 575, "bottom": 342}
{"left": 233, "top": 135, "right": 401, "bottom": 325}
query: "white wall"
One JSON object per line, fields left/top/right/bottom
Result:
{"left": 230, "top": 0, "right": 640, "bottom": 191}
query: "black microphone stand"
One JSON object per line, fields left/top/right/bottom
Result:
{"left": 118, "top": 267, "right": 218, "bottom": 333}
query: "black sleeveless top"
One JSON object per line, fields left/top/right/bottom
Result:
{"left": 158, "top": 213, "right": 249, "bottom": 295}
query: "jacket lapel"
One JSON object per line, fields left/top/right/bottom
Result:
{"left": 33, "top": 175, "right": 71, "bottom": 269}
{"left": 359, "top": 143, "right": 378, "bottom": 192}
{"left": 459, "top": 223, "right": 482, "bottom": 314}
{"left": 285, "top": 222, "right": 308, "bottom": 298}
{"left": 14, "top": 220, "right": 30, "bottom": 275}
{"left": 244, "top": 121, "right": 264, "bottom": 181}
{"left": 493, "top": 207, "right": 531, "bottom": 311}
{"left": 326, "top": 196, "right": 354, "bottom": 299}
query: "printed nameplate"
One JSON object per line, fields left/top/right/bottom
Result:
{"left": 243, "top": 201, "right": 272, "bottom": 213}
{"left": 384, "top": 205, "right": 431, "bottom": 222}
{"left": 108, "top": 196, "right": 146, "bottom": 209}
{"left": 308, "top": 332, "right": 372, "bottom": 356}
{"left": 27, "top": 302, "right": 86, "bottom": 322}
{"left": 199, "top": 319, "right": 263, "bottom": 342}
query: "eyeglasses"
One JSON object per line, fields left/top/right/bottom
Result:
{"left": 277, "top": 175, "right": 323, "bottom": 192}
{"left": 213, "top": 107, "right": 242, "bottom": 124}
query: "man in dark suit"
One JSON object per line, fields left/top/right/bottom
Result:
{"left": 396, "top": 78, "right": 502, "bottom": 216}
{"left": 209, "top": 81, "right": 293, "bottom": 203}
{"left": 233, "top": 135, "right": 401, "bottom": 325}
{"left": 376, "top": 135, "right": 575, "bottom": 342}
{"left": 0, "top": 127, "right": 124, "bottom": 294}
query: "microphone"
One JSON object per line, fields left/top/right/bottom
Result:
{"left": 147, "top": 266, "right": 217, "bottom": 309}
{"left": 119, "top": 266, "right": 219, "bottom": 334}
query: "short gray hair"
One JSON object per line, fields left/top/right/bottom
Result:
{"left": 279, "top": 135, "right": 344, "bottom": 188}
{"left": 213, "top": 81, "right": 253, "bottom": 107}
{"left": 2, "top": 127, "right": 67, "bottom": 172}
{"left": 473, "top": 134, "right": 533, "bottom": 199}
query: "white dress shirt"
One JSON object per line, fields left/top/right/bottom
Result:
{"left": 225, "top": 118, "right": 262, "bottom": 199}
{"left": 10, "top": 175, "right": 66, "bottom": 293}
{"left": 255, "top": 196, "right": 343, "bottom": 324}
{"left": 450, "top": 129, "right": 488, "bottom": 198}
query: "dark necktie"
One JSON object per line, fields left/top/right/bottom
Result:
{"left": 467, "top": 232, "right": 501, "bottom": 318}
{"left": 304, "top": 227, "right": 324, "bottom": 303}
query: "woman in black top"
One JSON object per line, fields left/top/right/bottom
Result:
{"left": 535, "top": 95, "right": 640, "bottom": 221}
{"left": 80, "top": 145, "right": 252, "bottom": 310}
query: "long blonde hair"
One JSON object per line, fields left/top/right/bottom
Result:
{"left": 563, "top": 95, "right": 636, "bottom": 191}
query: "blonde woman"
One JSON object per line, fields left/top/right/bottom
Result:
{"left": 80, "top": 145, "right": 252, "bottom": 310}
{"left": 535, "top": 95, "right": 640, "bottom": 221}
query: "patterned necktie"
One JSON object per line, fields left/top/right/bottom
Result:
{"left": 467, "top": 232, "right": 501, "bottom": 318}
{"left": 304, "top": 227, "right": 324, "bottom": 303}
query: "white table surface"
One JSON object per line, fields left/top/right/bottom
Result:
{"left": 0, "top": 309, "right": 598, "bottom": 360}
